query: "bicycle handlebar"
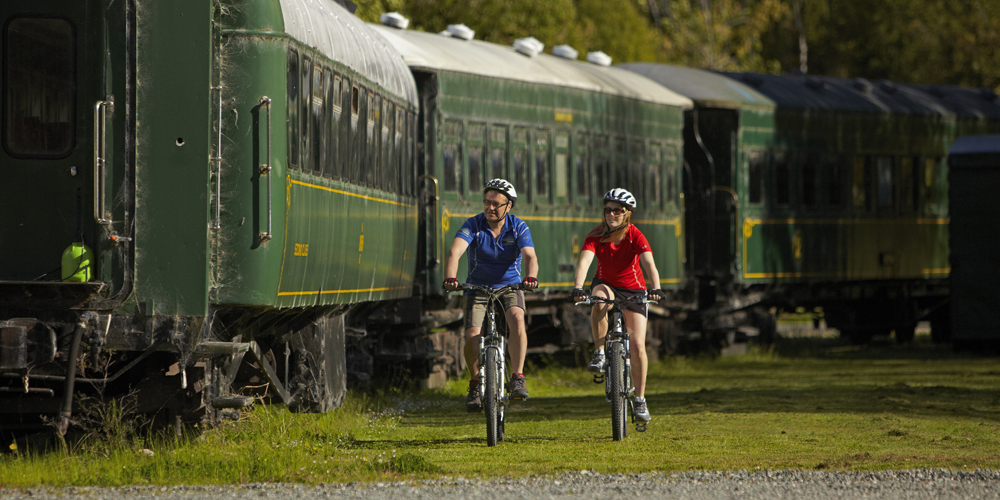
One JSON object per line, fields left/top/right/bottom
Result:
{"left": 448, "top": 282, "right": 531, "bottom": 295}
{"left": 574, "top": 295, "right": 656, "bottom": 306}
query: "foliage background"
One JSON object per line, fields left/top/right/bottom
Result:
{"left": 352, "top": 0, "right": 1000, "bottom": 91}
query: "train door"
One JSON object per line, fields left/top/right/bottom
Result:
{"left": 0, "top": 1, "right": 130, "bottom": 295}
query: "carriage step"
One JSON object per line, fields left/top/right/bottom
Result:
{"left": 193, "top": 342, "right": 251, "bottom": 358}
{"left": 211, "top": 396, "right": 254, "bottom": 409}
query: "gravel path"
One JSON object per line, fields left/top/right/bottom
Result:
{"left": 3, "top": 469, "right": 999, "bottom": 500}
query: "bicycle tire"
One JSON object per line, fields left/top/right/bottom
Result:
{"left": 485, "top": 347, "right": 500, "bottom": 447}
{"left": 609, "top": 342, "right": 626, "bottom": 441}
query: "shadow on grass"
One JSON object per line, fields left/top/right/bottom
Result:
{"left": 401, "top": 384, "right": 1000, "bottom": 427}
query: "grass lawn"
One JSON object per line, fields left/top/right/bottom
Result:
{"left": 2, "top": 335, "right": 999, "bottom": 486}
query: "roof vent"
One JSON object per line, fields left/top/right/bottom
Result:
{"left": 513, "top": 37, "right": 544, "bottom": 57}
{"left": 379, "top": 12, "right": 409, "bottom": 29}
{"left": 443, "top": 24, "right": 475, "bottom": 40}
{"left": 552, "top": 45, "right": 579, "bottom": 60}
{"left": 980, "top": 87, "right": 998, "bottom": 102}
{"left": 927, "top": 85, "right": 946, "bottom": 98}
{"left": 587, "top": 51, "right": 612, "bottom": 67}
{"left": 805, "top": 77, "right": 826, "bottom": 91}
{"left": 852, "top": 78, "right": 873, "bottom": 93}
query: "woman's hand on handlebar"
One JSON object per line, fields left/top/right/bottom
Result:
{"left": 572, "top": 287, "right": 588, "bottom": 302}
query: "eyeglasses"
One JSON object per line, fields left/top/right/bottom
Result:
{"left": 603, "top": 207, "right": 626, "bottom": 215}
{"left": 483, "top": 200, "right": 509, "bottom": 209}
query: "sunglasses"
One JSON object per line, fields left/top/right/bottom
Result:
{"left": 483, "top": 200, "right": 509, "bottom": 209}
{"left": 603, "top": 207, "right": 626, "bottom": 215}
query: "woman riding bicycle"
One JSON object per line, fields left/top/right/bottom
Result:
{"left": 571, "top": 188, "right": 664, "bottom": 423}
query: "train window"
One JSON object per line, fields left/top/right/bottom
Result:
{"left": 664, "top": 145, "right": 678, "bottom": 207}
{"left": 575, "top": 134, "right": 590, "bottom": 202}
{"left": 490, "top": 125, "right": 507, "bottom": 181}
{"left": 287, "top": 50, "right": 299, "bottom": 169}
{"left": 630, "top": 140, "right": 645, "bottom": 206}
{"left": 747, "top": 151, "right": 764, "bottom": 205}
{"left": 648, "top": 143, "right": 662, "bottom": 210}
{"left": 443, "top": 119, "right": 463, "bottom": 193}
{"left": 594, "top": 136, "right": 610, "bottom": 197}
{"left": 5, "top": 18, "right": 75, "bottom": 157}
{"left": 468, "top": 123, "right": 486, "bottom": 193}
{"left": 802, "top": 161, "right": 817, "bottom": 208}
{"left": 899, "top": 156, "right": 918, "bottom": 212}
{"left": 852, "top": 156, "right": 866, "bottom": 209}
{"left": 326, "top": 71, "right": 339, "bottom": 179}
{"left": 384, "top": 102, "right": 394, "bottom": 192}
{"left": 535, "top": 132, "right": 551, "bottom": 203}
{"left": 922, "top": 157, "right": 938, "bottom": 209}
{"left": 513, "top": 127, "right": 529, "bottom": 204}
{"left": 877, "top": 156, "right": 894, "bottom": 209}
{"left": 824, "top": 159, "right": 841, "bottom": 206}
{"left": 555, "top": 132, "right": 569, "bottom": 203}
{"left": 311, "top": 65, "right": 324, "bottom": 175}
{"left": 395, "top": 107, "right": 404, "bottom": 194}
{"left": 367, "top": 92, "right": 377, "bottom": 187}
{"left": 614, "top": 138, "right": 628, "bottom": 189}
{"left": 775, "top": 154, "right": 791, "bottom": 206}
{"left": 406, "top": 112, "right": 415, "bottom": 197}
{"left": 300, "top": 57, "right": 312, "bottom": 172}
{"left": 349, "top": 84, "right": 362, "bottom": 183}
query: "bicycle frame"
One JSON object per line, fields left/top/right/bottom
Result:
{"left": 577, "top": 294, "right": 651, "bottom": 437}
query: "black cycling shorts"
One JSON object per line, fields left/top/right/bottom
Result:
{"left": 590, "top": 277, "right": 648, "bottom": 317}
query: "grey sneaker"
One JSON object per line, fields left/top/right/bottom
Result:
{"left": 587, "top": 351, "right": 606, "bottom": 372}
{"left": 634, "top": 397, "right": 651, "bottom": 422}
{"left": 466, "top": 379, "right": 482, "bottom": 413}
{"left": 510, "top": 373, "right": 529, "bottom": 399}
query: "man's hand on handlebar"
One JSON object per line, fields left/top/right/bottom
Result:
{"left": 443, "top": 277, "right": 459, "bottom": 291}
{"left": 522, "top": 277, "right": 539, "bottom": 290}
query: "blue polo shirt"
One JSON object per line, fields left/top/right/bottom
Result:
{"left": 455, "top": 213, "right": 534, "bottom": 289}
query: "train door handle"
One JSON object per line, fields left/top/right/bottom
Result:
{"left": 259, "top": 96, "right": 273, "bottom": 243}
{"left": 93, "top": 96, "right": 114, "bottom": 224}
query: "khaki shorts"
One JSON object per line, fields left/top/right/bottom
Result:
{"left": 463, "top": 289, "right": 525, "bottom": 331}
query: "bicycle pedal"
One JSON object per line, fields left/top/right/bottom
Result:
{"left": 636, "top": 423, "right": 647, "bottom": 433}
{"left": 593, "top": 374, "right": 604, "bottom": 384}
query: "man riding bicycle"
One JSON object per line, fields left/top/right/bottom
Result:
{"left": 571, "top": 188, "right": 664, "bottom": 423}
{"left": 443, "top": 179, "right": 539, "bottom": 413}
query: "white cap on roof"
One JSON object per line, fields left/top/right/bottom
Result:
{"left": 379, "top": 12, "right": 409, "bottom": 30}
{"left": 587, "top": 51, "right": 612, "bottom": 67}
{"left": 553, "top": 45, "right": 579, "bottom": 60}
{"left": 444, "top": 24, "right": 475, "bottom": 40}
{"left": 513, "top": 37, "right": 544, "bottom": 57}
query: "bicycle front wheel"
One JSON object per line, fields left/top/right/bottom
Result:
{"left": 484, "top": 347, "right": 500, "bottom": 447}
{"left": 609, "top": 342, "right": 627, "bottom": 441}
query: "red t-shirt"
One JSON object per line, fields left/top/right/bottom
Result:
{"left": 582, "top": 224, "right": 652, "bottom": 289}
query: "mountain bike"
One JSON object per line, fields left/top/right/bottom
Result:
{"left": 577, "top": 294, "right": 653, "bottom": 440}
{"left": 454, "top": 283, "right": 528, "bottom": 447}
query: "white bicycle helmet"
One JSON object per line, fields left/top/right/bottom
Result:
{"left": 484, "top": 178, "right": 518, "bottom": 206}
{"left": 603, "top": 188, "right": 637, "bottom": 209}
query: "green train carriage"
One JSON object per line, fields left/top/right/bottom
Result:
{"left": 372, "top": 22, "right": 692, "bottom": 365}
{"left": 623, "top": 62, "right": 1000, "bottom": 345}
{"left": 0, "top": 0, "right": 420, "bottom": 431}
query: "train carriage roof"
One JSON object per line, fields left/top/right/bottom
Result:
{"left": 720, "top": 72, "right": 1000, "bottom": 119}
{"left": 279, "top": 0, "right": 418, "bottom": 106}
{"left": 617, "top": 63, "right": 774, "bottom": 110}
{"left": 369, "top": 25, "right": 692, "bottom": 110}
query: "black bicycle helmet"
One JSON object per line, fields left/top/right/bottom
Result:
{"left": 484, "top": 178, "right": 518, "bottom": 206}
{"left": 603, "top": 188, "right": 637, "bottom": 209}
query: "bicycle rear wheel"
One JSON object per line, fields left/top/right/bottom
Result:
{"left": 484, "top": 347, "right": 500, "bottom": 446}
{"left": 609, "top": 342, "right": 626, "bottom": 441}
